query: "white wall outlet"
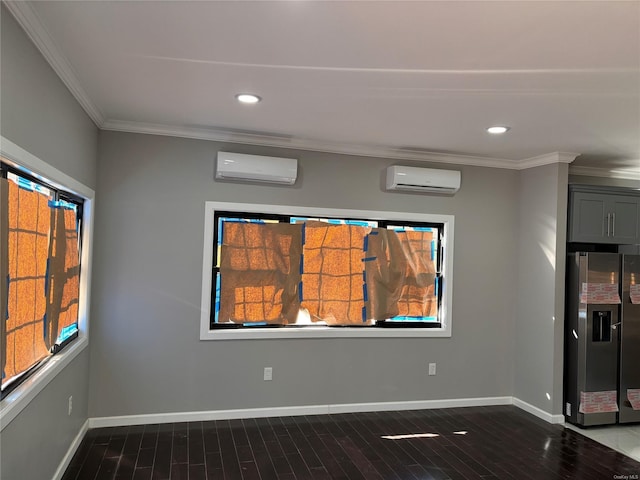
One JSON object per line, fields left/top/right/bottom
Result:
{"left": 428, "top": 363, "right": 437, "bottom": 376}
{"left": 68, "top": 396, "right": 73, "bottom": 416}
{"left": 263, "top": 367, "right": 273, "bottom": 381}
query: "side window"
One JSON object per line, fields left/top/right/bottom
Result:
{"left": 1, "top": 164, "right": 83, "bottom": 397}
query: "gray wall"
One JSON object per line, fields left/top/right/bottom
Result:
{"left": 0, "top": 6, "right": 97, "bottom": 189}
{"left": 89, "top": 131, "right": 519, "bottom": 417}
{"left": 0, "top": 350, "right": 90, "bottom": 480}
{"left": 514, "top": 163, "right": 568, "bottom": 415}
{"left": 0, "top": 5, "right": 98, "bottom": 480}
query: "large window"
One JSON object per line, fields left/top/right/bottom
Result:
{"left": 1, "top": 162, "right": 83, "bottom": 398}
{"left": 200, "top": 203, "right": 454, "bottom": 339}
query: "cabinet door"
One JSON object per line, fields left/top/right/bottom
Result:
{"left": 569, "top": 192, "right": 609, "bottom": 243}
{"left": 610, "top": 196, "right": 639, "bottom": 244}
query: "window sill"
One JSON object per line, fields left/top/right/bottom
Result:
{"left": 0, "top": 336, "right": 88, "bottom": 431}
{"left": 200, "top": 326, "right": 451, "bottom": 340}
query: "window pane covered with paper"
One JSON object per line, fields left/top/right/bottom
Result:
{"left": 217, "top": 220, "right": 301, "bottom": 324}
{"left": 1, "top": 171, "right": 83, "bottom": 392}
{"left": 48, "top": 205, "right": 81, "bottom": 344}
{"left": 2, "top": 178, "right": 52, "bottom": 386}
{"left": 301, "top": 222, "right": 373, "bottom": 325}
{"left": 363, "top": 227, "right": 439, "bottom": 321}
{"left": 388, "top": 227, "right": 438, "bottom": 320}
{"left": 363, "top": 228, "right": 403, "bottom": 320}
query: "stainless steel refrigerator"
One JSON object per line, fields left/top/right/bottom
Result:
{"left": 565, "top": 252, "right": 640, "bottom": 426}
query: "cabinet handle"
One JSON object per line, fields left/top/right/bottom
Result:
{"left": 607, "top": 213, "right": 611, "bottom": 236}
{"left": 612, "top": 213, "right": 615, "bottom": 237}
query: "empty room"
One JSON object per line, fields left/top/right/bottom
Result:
{"left": 1, "top": 2, "right": 640, "bottom": 480}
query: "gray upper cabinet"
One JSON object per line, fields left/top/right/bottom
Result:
{"left": 610, "top": 196, "right": 640, "bottom": 243}
{"left": 569, "top": 187, "right": 640, "bottom": 244}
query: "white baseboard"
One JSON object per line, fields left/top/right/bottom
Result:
{"left": 53, "top": 418, "right": 89, "bottom": 480}
{"left": 328, "top": 396, "right": 512, "bottom": 414}
{"left": 512, "top": 397, "right": 565, "bottom": 424}
{"left": 89, "top": 404, "right": 328, "bottom": 428}
{"left": 89, "top": 396, "right": 513, "bottom": 429}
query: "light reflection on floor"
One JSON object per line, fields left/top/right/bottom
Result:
{"left": 381, "top": 432, "right": 440, "bottom": 440}
{"left": 380, "top": 430, "right": 468, "bottom": 441}
{"left": 565, "top": 423, "right": 640, "bottom": 462}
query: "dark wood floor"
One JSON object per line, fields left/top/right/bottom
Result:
{"left": 62, "top": 405, "right": 640, "bottom": 480}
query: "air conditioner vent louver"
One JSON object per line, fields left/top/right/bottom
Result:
{"left": 386, "top": 166, "right": 461, "bottom": 194}
{"left": 396, "top": 184, "right": 451, "bottom": 190}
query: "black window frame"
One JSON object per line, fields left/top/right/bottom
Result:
{"left": 210, "top": 210, "right": 444, "bottom": 330}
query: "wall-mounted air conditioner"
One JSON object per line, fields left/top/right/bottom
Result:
{"left": 216, "top": 151, "right": 298, "bottom": 185}
{"left": 386, "top": 165, "right": 461, "bottom": 194}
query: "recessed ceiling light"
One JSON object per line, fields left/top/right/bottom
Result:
{"left": 487, "top": 126, "right": 510, "bottom": 134}
{"left": 236, "top": 93, "right": 261, "bottom": 104}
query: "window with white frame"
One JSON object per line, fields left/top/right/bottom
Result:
{"left": 1, "top": 162, "right": 84, "bottom": 398}
{"left": 200, "top": 203, "right": 454, "bottom": 339}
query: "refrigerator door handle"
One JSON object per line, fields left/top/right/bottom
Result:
{"left": 606, "top": 213, "right": 611, "bottom": 236}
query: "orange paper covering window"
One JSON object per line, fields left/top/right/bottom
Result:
{"left": 218, "top": 222, "right": 301, "bottom": 324}
{"left": 395, "top": 230, "right": 437, "bottom": 318}
{"left": 3, "top": 179, "right": 52, "bottom": 385}
{"left": 47, "top": 207, "right": 80, "bottom": 343}
{"left": 365, "top": 229, "right": 437, "bottom": 320}
{"left": 301, "top": 222, "right": 373, "bottom": 325}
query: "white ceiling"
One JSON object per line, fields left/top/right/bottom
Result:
{"left": 8, "top": 1, "right": 640, "bottom": 176}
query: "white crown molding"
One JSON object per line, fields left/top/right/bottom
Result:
{"left": 103, "top": 119, "right": 529, "bottom": 169}
{"left": 569, "top": 165, "right": 640, "bottom": 181}
{"left": 518, "top": 152, "right": 580, "bottom": 170}
{"left": 4, "top": 1, "right": 105, "bottom": 126}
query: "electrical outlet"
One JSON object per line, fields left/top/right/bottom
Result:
{"left": 68, "top": 396, "right": 73, "bottom": 416}
{"left": 264, "top": 367, "right": 273, "bottom": 381}
{"left": 428, "top": 363, "right": 437, "bottom": 376}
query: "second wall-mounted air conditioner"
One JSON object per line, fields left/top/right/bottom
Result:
{"left": 386, "top": 165, "right": 461, "bottom": 194}
{"left": 216, "top": 151, "right": 298, "bottom": 185}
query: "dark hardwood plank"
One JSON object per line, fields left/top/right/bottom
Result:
{"left": 76, "top": 443, "right": 108, "bottom": 480}
{"left": 114, "top": 453, "right": 138, "bottom": 480}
